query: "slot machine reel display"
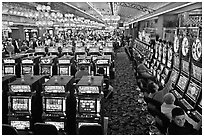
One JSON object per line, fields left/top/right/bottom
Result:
{"left": 58, "top": 56, "right": 74, "bottom": 75}
{"left": 7, "top": 75, "right": 45, "bottom": 131}
{"left": 39, "top": 56, "right": 58, "bottom": 78}
{"left": 76, "top": 76, "right": 104, "bottom": 130}
{"left": 21, "top": 56, "right": 41, "bottom": 76}
{"left": 42, "top": 76, "right": 74, "bottom": 134}
{"left": 2, "top": 75, "right": 17, "bottom": 124}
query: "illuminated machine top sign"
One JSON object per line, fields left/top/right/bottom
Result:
{"left": 49, "top": 47, "right": 58, "bottom": 52}
{"left": 22, "top": 59, "right": 33, "bottom": 64}
{"left": 182, "top": 37, "right": 189, "bottom": 56}
{"left": 75, "top": 47, "right": 85, "bottom": 52}
{"left": 89, "top": 48, "right": 99, "bottom": 52}
{"left": 78, "top": 86, "right": 99, "bottom": 94}
{"left": 78, "top": 59, "right": 90, "bottom": 64}
{"left": 173, "top": 36, "right": 179, "bottom": 53}
{"left": 62, "top": 47, "right": 72, "bottom": 53}
{"left": 10, "top": 85, "right": 31, "bottom": 93}
{"left": 192, "top": 38, "right": 202, "bottom": 61}
{"left": 3, "top": 58, "right": 15, "bottom": 64}
{"left": 35, "top": 47, "right": 45, "bottom": 52}
{"left": 58, "top": 59, "right": 70, "bottom": 64}
{"left": 96, "top": 59, "right": 109, "bottom": 65}
{"left": 44, "top": 86, "right": 65, "bottom": 93}
{"left": 103, "top": 48, "right": 113, "bottom": 53}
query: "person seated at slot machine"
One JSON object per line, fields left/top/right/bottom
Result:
{"left": 168, "top": 107, "right": 202, "bottom": 135}
{"left": 97, "top": 67, "right": 113, "bottom": 98}
{"left": 137, "top": 58, "right": 157, "bottom": 83}
{"left": 161, "top": 93, "right": 199, "bottom": 128}
{"left": 75, "top": 65, "right": 89, "bottom": 82}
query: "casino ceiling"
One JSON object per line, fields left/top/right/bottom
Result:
{"left": 2, "top": 2, "right": 202, "bottom": 27}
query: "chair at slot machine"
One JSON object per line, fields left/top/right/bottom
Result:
{"left": 79, "top": 124, "right": 103, "bottom": 135}
{"left": 2, "top": 124, "right": 18, "bottom": 135}
{"left": 33, "top": 123, "right": 58, "bottom": 135}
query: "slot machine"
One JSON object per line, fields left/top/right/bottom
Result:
{"left": 58, "top": 55, "right": 74, "bottom": 76}
{"left": 88, "top": 47, "right": 101, "bottom": 62}
{"left": 48, "top": 47, "right": 59, "bottom": 56}
{"left": 180, "top": 28, "right": 202, "bottom": 122}
{"left": 8, "top": 75, "right": 45, "bottom": 131}
{"left": 76, "top": 76, "right": 104, "bottom": 131}
{"left": 75, "top": 47, "right": 86, "bottom": 61}
{"left": 77, "top": 55, "right": 92, "bottom": 74}
{"left": 62, "top": 47, "right": 73, "bottom": 56}
{"left": 34, "top": 47, "right": 45, "bottom": 56}
{"left": 102, "top": 48, "right": 115, "bottom": 79}
{"left": 2, "top": 54, "right": 26, "bottom": 78}
{"left": 173, "top": 28, "right": 192, "bottom": 99}
{"left": 170, "top": 29, "right": 182, "bottom": 97}
{"left": 42, "top": 76, "right": 74, "bottom": 134}
{"left": 160, "top": 41, "right": 173, "bottom": 86}
{"left": 95, "top": 56, "right": 111, "bottom": 77}
{"left": 2, "top": 75, "right": 16, "bottom": 124}
{"left": 39, "top": 56, "right": 58, "bottom": 78}
{"left": 21, "top": 56, "right": 41, "bottom": 76}
{"left": 146, "top": 40, "right": 155, "bottom": 69}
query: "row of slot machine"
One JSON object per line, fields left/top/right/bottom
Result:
{"left": 134, "top": 27, "right": 202, "bottom": 123}
{"left": 2, "top": 42, "right": 115, "bottom": 79}
{"left": 2, "top": 74, "right": 105, "bottom": 134}
{"left": 2, "top": 41, "right": 115, "bottom": 134}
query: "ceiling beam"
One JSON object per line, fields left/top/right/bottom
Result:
{"left": 128, "top": 2, "right": 197, "bottom": 24}
{"left": 63, "top": 2, "right": 104, "bottom": 23}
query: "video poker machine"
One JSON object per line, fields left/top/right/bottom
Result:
{"left": 42, "top": 76, "right": 75, "bottom": 134}
{"left": 75, "top": 47, "right": 86, "bottom": 61}
{"left": 34, "top": 47, "right": 46, "bottom": 56}
{"left": 39, "top": 55, "right": 58, "bottom": 78}
{"left": 58, "top": 55, "right": 74, "bottom": 76}
{"left": 180, "top": 28, "right": 202, "bottom": 122}
{"left": 7, "top": 75, "right": 45, "bottom": 131}
{"left": 2, "top": 75, "right": 17, "bottom": 124}
{"left": 2, "top": 54, "right": 27, "bottom": 78}
{"left": 77, "top": 55, "right": 92, "bottom": 75}
{"left": 21, "top": 56, "right": 41, "bottom": 76}
{"left": 76, "top": 76, "right": 104, "bottom": 131}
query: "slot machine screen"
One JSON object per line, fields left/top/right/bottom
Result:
{"left": 4, "top": 66, "right": 15, "bottom": 75}
{"left": 45, "top": 121, "right": 64, "bottom": 130}
{"left": 97, "top": 67, "right": 107, "bottom": 75}
{"left": 12, "top": 98, "right": 31, "bottom": 112}
{"left": 186, "top": 82, "right": 201, "bottom": 103}
{"left": 22, "top": 66, "right": 32, "bottom": 75}
{"left": 78, "top": 86, "right": 100, "bottom": 94}
{"left": 45, "top": 98, "right": 65, "bottom": 112}
{"left": 41, "top": 66, "right": 51, "bottom": 75}
{"left": 44, "top": 86, "right": 65, "bottom": 93}
{"left": 171, "top": 70, "right": 179, "bottom": 83}
{"left": 78, "top": 99, "right": 100, "bottom": 113}
{"left": 192, "top": 64, "right": 202, "bottom": 82}
{"left": 173, "top": 55, "right": 180, "bottom": 69}
{"left": 59, "top": 66, "right": 69, "bottom": 75}
{"left": 177, "top": 75, "right": 188, "bottom": 91}
{"left": 11, "top": 121, "right": 30, "bottom": 130}
{"left": 182, "top": 60, "right": 189, "bottom": 74}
